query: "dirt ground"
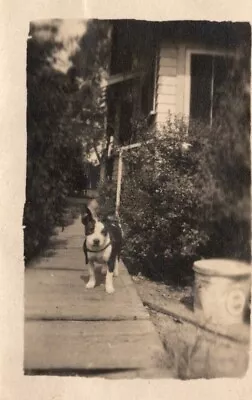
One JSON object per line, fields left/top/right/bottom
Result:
{"left": 132, "top": 274, "right": 250, "bottom": 379}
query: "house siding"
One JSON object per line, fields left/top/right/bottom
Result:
{"left": 155, "top": 41, "right": 233, "bottom": 124}
{"left": 156, "top": 44, "right": 178, "bottom": 124}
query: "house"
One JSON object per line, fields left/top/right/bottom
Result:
{"left": 101, "top": 20, "right": 250, "bottom": 211}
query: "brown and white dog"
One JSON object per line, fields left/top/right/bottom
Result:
{"left": 81, "top": 204, "right": 123, "bottom": 294}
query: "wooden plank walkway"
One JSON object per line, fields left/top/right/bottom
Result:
{"left": 24, "top": 215, "right": 173, "bottom": 378}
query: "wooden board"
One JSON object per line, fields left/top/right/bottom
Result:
{"left": 157, "top": 84, "right": 177, "bottom": 95}
{"left": 159, "top": 47, "right": 177, "bottom": 58}
{"left": 29, "top": 257, "right": 86, "bottom": 271}
{"left": 46, "top": 237, "right": 84, "bottom": 251}
{"left": 25, "top": 268, "right": 149, "bottom": 321}
{"left": 157, "top": 76, "right": 176, "bottom": 86}
{"left": 41, "top": 248, "right": 84, "bottom": 260}
{"left": 156, "top": 93, "right": 177, "bottom": 105}
{"left": 159, "top": 57, "right": 177, "bottom": 68}
{"left": 24, "top": 320, "right": 167, "bottom": 371}
{"left": 29, "top": 248, "right": 85, "bottom": 268}
{"left": 156, "top": 103, "right": 176, "bottom": 114}
{"left": 159, "top": 66, "right": 177, "bottom": 77}
{"left": 155, "top": 107, "right": 176, "bottom": 121}
{"left": 24, "top": 217, "right": 172, "bottom": 377}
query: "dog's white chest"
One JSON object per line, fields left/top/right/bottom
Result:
{"left": 87, "top": 245, "right": 112, "bottom": 263}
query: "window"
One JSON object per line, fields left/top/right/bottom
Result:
{"left": 185, "top": 51, "right": 233, "bottom": 126}
{"left": 141, "top": 54, "right": 157, "bottom": 117}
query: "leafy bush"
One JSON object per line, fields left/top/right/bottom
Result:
{"left": 201, "top": 47, "right": 251, "bottom": 261}
{"left": 23, "top": 26, "right": 89, "bottom": 262}
{"left": 99, "top": 103, "right": 250, "bottom": 281}
{"left": 99, "top": 44, "right": 250, "bottom": 281}
{"left": 97, "top": 182, "right": 117, "bottom": 218}
{"left": 24, "top": 62, "right": 70, "bottom": 261}
{"left": 23, "top": 20, "right": 112, "bottom": 263}
{"left": 118, "top": 118, "right": 212, "bottom": 280}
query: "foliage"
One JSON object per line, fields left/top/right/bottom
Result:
{"left": 99, "top": 43, "right": 250, "bottom": 280}
{"left": 200, "top": 42, "right": 251, "bottom": 261}
{"left": 97, "top": 182, "right": 117, "bottom": 218}
{"left": 117, "top": 117, "right": 211, "bottom": 280}
{"left": 118, "top": 43, "right": 250, "bottom": 280}
{"left": 24, "top": 20, "right": 111, "bottom": 262}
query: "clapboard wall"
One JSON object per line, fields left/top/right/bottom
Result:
{"left": 156, "top": 43, "right": 186, "bottom": 125}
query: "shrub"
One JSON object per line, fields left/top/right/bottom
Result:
{"left": 99, "top": 45, "right": 250, "bottom": 281}
{"left": 23, "top": 37, "right": 85, "bottom": 263}
{"left": 99, "top": 103, "right": 250, "bottom": 281}
{"left": 23, "top": 20, "right": 110, "bottom": 263}
{"left": 201, "top": 48, "right": 251, "bottom": 261}
{"left": 118, "top": 117, "right": 212, "bottom": 280}
{"left": 97, "top": 182, "right": 118, "bottom": 218}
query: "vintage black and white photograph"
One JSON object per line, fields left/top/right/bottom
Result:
{"left": 23, "top": 19, "right": 251, "bottom": 379}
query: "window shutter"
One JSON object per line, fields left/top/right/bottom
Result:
{"left": 141, "top": 52, "right": 158, "bottom": 117}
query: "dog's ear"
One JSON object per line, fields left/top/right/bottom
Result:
{"left": 81, "top": 205, "right": 92, "bottom": 225}
{"left": 87, "top": 198, "right": 99, "bottom": 219}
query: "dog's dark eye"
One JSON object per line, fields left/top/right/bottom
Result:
{"left": 85, "top": 221, "right": 95, "bottom": 235}
{"left": 101, "top": 228, "right": 107, "bottom": 235}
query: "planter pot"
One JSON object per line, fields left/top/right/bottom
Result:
{"left": 193, "top": 259, "right": 251, "bottom": 326}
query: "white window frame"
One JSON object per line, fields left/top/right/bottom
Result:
{"left": 149, "top": 48, "right": 159, "bottom": 116}
{"left": 183, "top": 48, "right": 235, "bottom": 123}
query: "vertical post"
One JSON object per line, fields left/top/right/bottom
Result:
{"left": 152, "top": 46, "right": 159, "bottom": 112}
{"left": 210, "top": 56, "right": 215, "bottom": 127}
{"left": 115, "top": 149, "right": 123, "bottom": 216}
{"left": 99, "top": 161, "right": 106, "bottom": 184}
{"left": 176, "top": 45, "right": 186, "bottom": 115}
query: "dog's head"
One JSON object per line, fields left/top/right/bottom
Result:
{"left": 81, "top": 205, "right": 109, "bottom": 250}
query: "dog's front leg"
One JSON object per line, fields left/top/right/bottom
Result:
{"left": 106, "top": 258, "right": 115, "bottom": 294}
{"left": 113, "top": 258, "right": 119, "bottom": 277}
{"left": 86, "top": 262, "right": 96, "bottom": 289}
